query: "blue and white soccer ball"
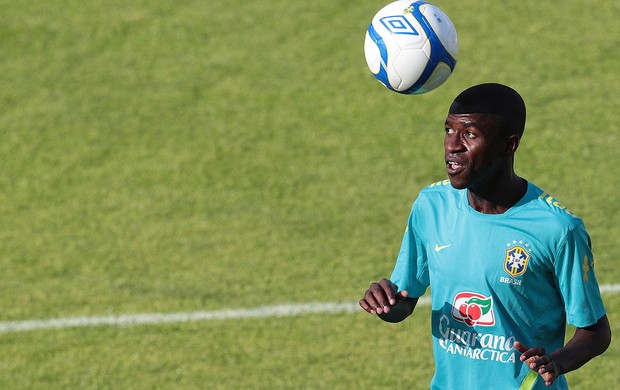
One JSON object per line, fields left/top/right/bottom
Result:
{"left": 364, "top": 1, "right": 458, "bottom": 94}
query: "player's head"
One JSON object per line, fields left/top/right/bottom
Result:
{"left": 448, "top": 83, "right": 526, "bottom": 137}
{"left": 444, "top": 84, "right": 526, "bottom": 190}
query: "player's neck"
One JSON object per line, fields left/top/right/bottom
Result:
{"left": 467, "top": 174, "right": 527, "bottom": 214}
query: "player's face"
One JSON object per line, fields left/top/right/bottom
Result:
{"left": 444, "top": 113, "right": 505, "bottom": 190}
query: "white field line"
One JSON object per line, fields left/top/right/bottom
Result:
{"left": 1, "top": 284, "right": 618, "bottom": 333}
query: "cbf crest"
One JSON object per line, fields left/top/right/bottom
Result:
{"left": 504, "top": 245, "right": 530, "bottom": 277}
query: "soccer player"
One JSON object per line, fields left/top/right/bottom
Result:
{"left": 359, "top": 83, "right": 611, "bottom": 389}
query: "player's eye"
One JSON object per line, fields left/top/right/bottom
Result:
{"left": 464, "top": 131, "right": 476, "bottom": 139}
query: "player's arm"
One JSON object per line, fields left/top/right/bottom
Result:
{"left": 359, "top": 278, "right": 418, "bottom": 323}
{"left": 552, "top": 314, "right": 612, "bottom": 372}
{"left": 515, "top": 314, "right": 611, "bottom": 386}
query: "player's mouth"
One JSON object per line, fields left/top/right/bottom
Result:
{"left": 446, "top": 160, "right": 465, "bottom": 175}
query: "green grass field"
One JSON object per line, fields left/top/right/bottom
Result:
{"left": 0, "top": 0, "right": 618, "bottom": 388}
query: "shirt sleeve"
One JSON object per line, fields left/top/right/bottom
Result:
{"left": 389, "top": 202, "right": 429, "bottom": 298}
{"left": 553, "top": 222, "right": 606, "bottom": 328}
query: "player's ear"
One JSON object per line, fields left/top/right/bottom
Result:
{"left": 503, "top": 134, "right": 520, "bottom": 155}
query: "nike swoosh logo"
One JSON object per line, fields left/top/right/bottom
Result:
{"left": 435, "top": 244, "right": 452, "bottom": 252}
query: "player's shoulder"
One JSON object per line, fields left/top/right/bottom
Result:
{"left": 411, "top": 179, "right": 462, "bottom": 212}
{"left": 416, "top": 178, "right": 460, "bottom": 201}
{"left": 420, "top": 179, "right": 457, "bottom": 195}
{"left": 522, "top": 183, "right": 584, "bottom": 228}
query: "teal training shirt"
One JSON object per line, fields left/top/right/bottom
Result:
{"left": 390, "top": 180, "right": 606, "bottom": 390}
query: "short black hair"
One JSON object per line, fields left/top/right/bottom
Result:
{"left": 449, "top": 83, "right": 526, "bottom": 136}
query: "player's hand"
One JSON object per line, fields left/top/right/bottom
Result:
{"left": 359, "top": 278, "right": 408, "bottom": 315}
{"left": 514, "top": 341, "right": 560, "bottom": 387}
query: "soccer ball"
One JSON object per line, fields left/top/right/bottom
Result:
{"left": 364, "top": 1, "right": 458, "bottom": 94}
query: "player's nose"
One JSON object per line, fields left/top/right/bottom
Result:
{"left": 444, "top": 133, "right": 465, "bottom": 153}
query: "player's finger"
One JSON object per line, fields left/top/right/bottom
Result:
{"left": 363, "top": 286, "right": 387, "bottom": 314}
{"left": 530, "top": 355, "right": 551, "bottom": 370}
{"left": 516, "top": 344, "right": 546, "bottom": 361}
{"left": 518, "top": 350, "right": 540, "bottom": 365}
{"left": 540, "top": 367, "right": 558, "bottom": 386}
{"left": 369, "top": 282, "right": 393, "bottom": 312}
{"left": 379, "top": 278, "right": 397, "bottom": 305}
{"left": 513, "top": 341, "right": 528, "bottom": 353}
{"left": 537, "top": 363, "right": 553, "bottom": 374}
{"left": 362, "top": 294, "right": 380, "bottom": 314}
{"left": 542, "top": 372, "right": 557, "bottom": 387}
{"left": 359, "top": 298, "right": 375, "bottom": 314}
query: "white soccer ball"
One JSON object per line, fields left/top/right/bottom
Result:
{"left": 364, "top": 1, "right": 458, "bottom": 94}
